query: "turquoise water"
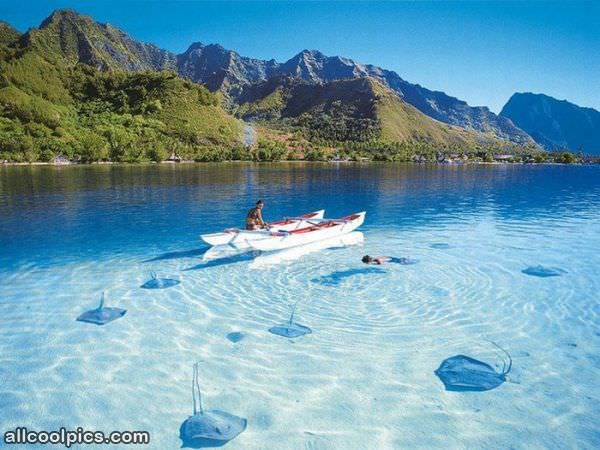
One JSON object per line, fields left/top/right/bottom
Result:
{"left": 1, "top": 163, "right": 599, "bottom": 449}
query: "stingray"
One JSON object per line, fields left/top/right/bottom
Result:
{"left": 430, "top": 243, "right": 451, "bottom": 250}
{"left": 434, "top": 341, "right": 512, "bottom": 392}
{"left": 226, "top": 332, "right": 245, "bottom": 343}
{"left": 140, "top": 271, "right": 181, "bottom": 289}
{"left": 180, "top": 363, "right": 247, "bottom": 448}
{"left": 76, "top": 292, "right": 127, "bottom": 326}
{"left": 269, "top": 301, "right": 312, "bottom": 338}
{"left": 521, "top": 265, "right": 566, "bottom": 278}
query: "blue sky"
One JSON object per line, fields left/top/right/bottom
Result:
{"left": 1, "top": 0, "right": 598, "bottom": 113}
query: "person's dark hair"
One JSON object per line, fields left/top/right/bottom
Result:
{"left": 362, "top": 255, "right": 371, "bottom": 264}
{"left": 256, "top": 200, "right": 264, "bottom": 205}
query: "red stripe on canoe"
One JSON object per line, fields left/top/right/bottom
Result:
{"left": 270, "top": 214, "right": 361, "bottom": 236}
{"left": 269, "top": 211, "right": 320, "bottom": 226}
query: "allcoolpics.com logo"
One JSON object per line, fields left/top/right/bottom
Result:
{"left": 3, "top": 427, "right": 150, "bottom": 447}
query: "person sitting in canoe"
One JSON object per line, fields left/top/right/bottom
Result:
{"left": 246, "top": 200, "right": 267, "bottom": 230}
{"left": 362, "top": 255, "right": 415, "bottom": 265}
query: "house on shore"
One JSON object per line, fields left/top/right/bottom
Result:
{"left": 493, "top": 154, "right": 514, "bottom": 162}
{"left": 165, "top": 152, "right": 181, "bottom": 163}
{"left": 51, "top": 155, "right": 71, "bottom": 165}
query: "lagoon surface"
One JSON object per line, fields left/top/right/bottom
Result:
{"left": 1, "top": 163, "right": 599, "bottom": 449}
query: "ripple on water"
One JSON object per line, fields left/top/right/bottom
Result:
{"left": 1, "top": 165, "right": 600, "bottom": 449}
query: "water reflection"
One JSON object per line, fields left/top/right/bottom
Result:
{"left": 1, "top": 163, "right": 599, "bottom": 269}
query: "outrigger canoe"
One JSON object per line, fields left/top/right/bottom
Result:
{"left": 200, "top": 210, "right": 325, "bottom": 248}
{"left": 248, "top": 212, "right": 366, "bottom": 251}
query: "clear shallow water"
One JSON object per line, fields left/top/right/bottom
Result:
{"left": 1, "top": 163, "right": 599, "bottom": 449}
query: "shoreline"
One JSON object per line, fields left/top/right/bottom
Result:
{"left": 0, "top": 160, "right": 594, "bottom": 167}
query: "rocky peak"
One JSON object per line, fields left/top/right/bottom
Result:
{"left": 24, "top": 9, "right": 176, "bottom": 71}
{"left": 501, "top": 92, "right": 600, "bottom": 153}
{"left": 39, "top": 9, "right": 83, "bottom": 28}
{"left": 184, "top": 42, "right": 205, "bottom": 52}
{"left": 0, "top": 21, "right": 21, "bottom": 46}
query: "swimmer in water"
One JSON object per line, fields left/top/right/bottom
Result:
{"left": 361, "top": 255, "right": 414, "bottom": 265}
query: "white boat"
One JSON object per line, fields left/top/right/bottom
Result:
{"left": 248, "top": 212, "right": 366, "bottom": 252}
{"left": 200, "top": 210, "right": 325, "bottom": 248}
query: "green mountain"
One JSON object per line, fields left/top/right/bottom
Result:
{"left": 0, "top": 21, "right": 20, "bottom": 46}
{"left": 236, "top": 76, "right": 499, "bottom": 148}
{"left": 178, "top": 45, "right": 535, "bottom": 146}
{"left": 16, "top": 9, "right": 534, "bottom": 148}
{"left": 0, "top": 11, "right": 243, "bottom": 163}
{"left": 21, "top": 9, "right": 176, "bottom": 71}
{"left": 0, "top": 9, "right": 544, "bottom": 163}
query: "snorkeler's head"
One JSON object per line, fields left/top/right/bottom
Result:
{"left": 362, "top": 255, "right": 372, "bottom": 264}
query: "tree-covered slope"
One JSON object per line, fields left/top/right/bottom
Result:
{"left": 21, "top": 9, "right": 176, "bottom": 71}
{"left": 0, "top": 19, "right": 243, "bottom": 162}
{"left": 0, "top": 22, "right": 20, "bottom": 46}
{"left": 0, "top": 9, "right": 545, "bottom": 163}
{"left": 236, "top": 76, "right": 495, "bottom": 147}
{"left": 179, "top": 45, "right": 535, "bottom": 146}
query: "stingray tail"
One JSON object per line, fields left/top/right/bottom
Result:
{"left": 191, "top": 363, "right": 197, "bottom": 415}
{"left": 192, "top": 362, "right": 203, "bottom": 415}
{"left": 97, "top": 292, "right": 105, "bottom": 310}
{"left": 196, "top": 363, "right": 203, "bottom": 414}
{"left": 487, "top": 340, "right": 513, "bottom": 375}
{"left": 289, "top": 300, "right": 299, "bottom": 325}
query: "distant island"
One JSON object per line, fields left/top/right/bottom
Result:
{"left": 0, "top": 10, "right": 598, "bottom": 165}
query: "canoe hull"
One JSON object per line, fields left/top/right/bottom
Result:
{"left": 249, "top": 212, "right": 366, "bottom": 251}
{"left": 200, "top": 210, "right": 325, "bottom": 248}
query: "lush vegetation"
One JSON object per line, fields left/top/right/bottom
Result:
{"left": 0, "top": 56, "right": 244, "bottom": 162}
{"left": 0, "top": 13, "right": 585, "bottom": 165}
{"left": 0, "top": 22, "right": 20, "bottom": 46}
{"left": 234, "top": 77, "right": 566, "bottom": 163}
{"left": 0, "top": 20, "right": 245, "bottom": 163}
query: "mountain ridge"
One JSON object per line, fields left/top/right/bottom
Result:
{"left": 176, "top": 43, "right": 534, "bottom": 145}
{"left": 236, "top": 75, "right": 500, "bottom": 148}
{"left": 11, "top": 8, "right": 596, "bottom": 163}
{"left": 21, "top": 9, "right": 177, "bottom": 71}
{"left": 17, "top": 9, "right": 534, "bottom": 146}
{"left": 0, "top": 10, "right": 246, "bottom": 163}
{"left": 501, "top": 92, "right": 600, "bottom": 154}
